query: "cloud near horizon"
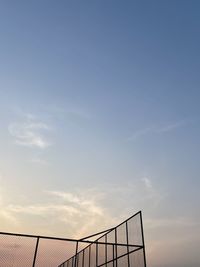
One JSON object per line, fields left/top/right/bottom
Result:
{"left": 0, "top": 188, "right": 116, "bottom": 238}
{"left": 0, "top": 178, "right": 164, "bottom": 237}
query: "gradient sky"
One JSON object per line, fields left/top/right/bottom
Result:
{"left": 0, "top": 1, "right": 200, "bottom": 267}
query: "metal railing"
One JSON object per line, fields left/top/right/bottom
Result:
{"left": 0, "top": 211, "right": 146, "bottom": 267}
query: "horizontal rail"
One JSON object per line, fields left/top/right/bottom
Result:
{"left": 0, "top": 231, "right": 142, "bottom": 248}
{"left": 97, "top": 246, "right": 143, "bottom": 267}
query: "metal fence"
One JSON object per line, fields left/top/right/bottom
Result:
{"left": 0, "top": 211, "right": 146, "bottom": 267}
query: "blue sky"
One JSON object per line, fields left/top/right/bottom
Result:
{"left": 0, "top": 1, "right": 200, "bottom": 267}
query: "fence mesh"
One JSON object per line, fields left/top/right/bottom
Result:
{"left": 0, "top": 211, "right": 146, "bottom": 267}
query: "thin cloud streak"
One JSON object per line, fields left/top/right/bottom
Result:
{"left": 157, "top": 120, "right": 188, "bottom": 133}
{"left": 127, "top": 119, "right": 189, "bottom": 141}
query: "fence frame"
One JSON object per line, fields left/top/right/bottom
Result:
{"left": 0, "top": 211, "right": 146, "bottom": 267}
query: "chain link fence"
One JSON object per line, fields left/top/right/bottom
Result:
{"left": 0, "top": 211, "right": 146, "bottom": 267}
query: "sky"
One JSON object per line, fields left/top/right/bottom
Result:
{"left": 0, "top": 1, "right": 200, "bottom": 266}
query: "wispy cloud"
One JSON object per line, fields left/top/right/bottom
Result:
{"left": 8, "top": 114, "right": 51, "bottom": 149}
{"left": 127, "top": 119, "right": 189, "bottom": 141}
{"left": 1, "top": 189, "right": 114, "bottom": 238}
{"left": 156, "top": 120, "right": 188, "bottom": 133}
{"left": 7, "top": 204, "right": 79, "bottom": 217}
{"left": 45, "top": 190, "right": 110, "bottom": 237}
{"left": 0, "top": 176, "right": 165, "bottom": 238}
{"left": 48, "top": 190, "right": 104, "bottom": 216}
{"left": 141, "top": 177, "right": 153, "bottom": 190}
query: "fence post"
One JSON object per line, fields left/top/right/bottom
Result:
{"left": 115, "top": 228, "right": 118, "bottom": 267}
{"left": 74, "top": 241, "right": 79, "bottom": 267}
{"left": 126, "top": 221, "right": 130, "bottom": 267}
{"left": 32, "top": 237, "right": 40, "bottom": 267}
{"left": 140, "top": 211, "right": 147, "bottom": 267}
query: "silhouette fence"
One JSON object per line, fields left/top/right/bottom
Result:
{"left": 0, "top": 211, "right": 146, "bottom": 267}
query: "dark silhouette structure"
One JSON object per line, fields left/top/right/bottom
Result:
{"left": 0, "top": 211, "right": 146, "bottom": 267}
